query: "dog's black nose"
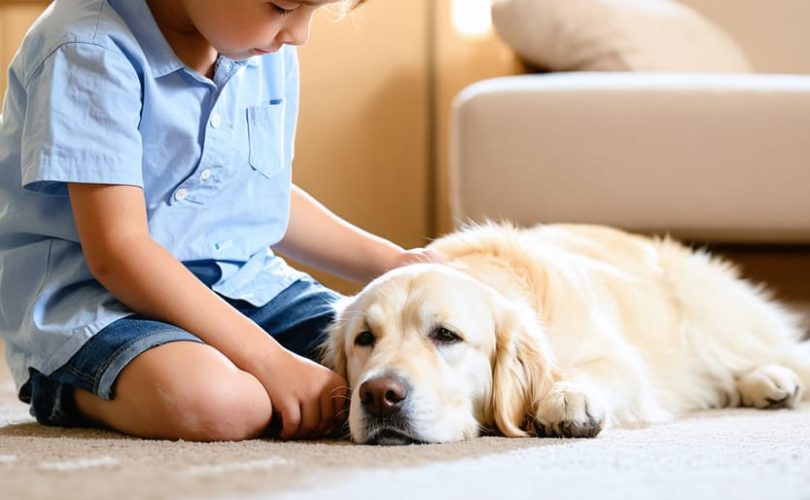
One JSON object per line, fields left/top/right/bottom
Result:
{"left": 359, "top": 376, "right": 408, "bottom": 416}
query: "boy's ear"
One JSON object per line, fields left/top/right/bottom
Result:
{"left": 319, "top": 296, "right": 353, "bottom": 379}
{"left": 488, "top": 299, "right": 557, "bottom": 437}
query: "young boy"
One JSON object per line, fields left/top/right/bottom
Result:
{"left": 0, "top": 0, "right": 441, "bottom": 442}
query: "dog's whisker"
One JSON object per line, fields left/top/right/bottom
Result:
{"left": 329, "top": 385, "right": 351, "bottom": 396}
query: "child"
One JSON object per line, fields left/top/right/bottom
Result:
{"left": 0, "top": 0, "right": 442, "bottom": 442}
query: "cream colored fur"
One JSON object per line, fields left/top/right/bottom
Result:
{"left": 323, "top": 223, "right": 809, "bottom": 444}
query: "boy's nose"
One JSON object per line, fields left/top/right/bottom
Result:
{"left": 278, "top": 14, "right": 313, "bottom": 46}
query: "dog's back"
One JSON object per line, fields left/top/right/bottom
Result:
{"left": 432, "top": 222, "right": 809, "bottom": 423}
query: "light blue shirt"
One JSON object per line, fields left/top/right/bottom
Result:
{"left": 0, "top": 0, "right": 306, "bottom": 392}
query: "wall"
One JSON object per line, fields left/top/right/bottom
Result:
{"left": 431, "top": 1, "right": 523, "bottom": 234}
{"left": 0, "top": 1, "right": 42, "bottom": 98}
{"left": 679, "top": 0, "right": 810, "bottom": 74}
{"left": 294, "top": 1, "right": 430, "bottom": 293}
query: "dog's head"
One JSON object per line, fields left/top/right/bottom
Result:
{"left": 322, "top": 263, "right": 555, "bottom": 445}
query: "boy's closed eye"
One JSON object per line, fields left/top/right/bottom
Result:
{"left": 269, "top": 2, "right": 298, "bottom": 17}
{"left": 268, "top": 0, "right": 333, "bottom": 15}
{"left": 269, "top": 0, "right": 347, "bottom": 12}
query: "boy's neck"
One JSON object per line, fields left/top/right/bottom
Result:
{"left": 146, "top": 0, "right": 218, "bottom": 78}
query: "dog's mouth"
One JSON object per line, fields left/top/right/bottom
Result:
{"left": 364, "top": 426, "right": 425, "bottom": 446}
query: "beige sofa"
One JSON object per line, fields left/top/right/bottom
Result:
{"left": 449, "top": 0, "right": 810, "bottom": 244}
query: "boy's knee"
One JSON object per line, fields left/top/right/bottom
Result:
{"left": 157, "top": 373, "right": 272, "bottom": 442}
{"left": 88, "top": 343, "right": 274, "bottom": 441}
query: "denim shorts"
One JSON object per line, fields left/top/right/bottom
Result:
{"left": 20, "top": 274, "right": 342, "bottom": 427}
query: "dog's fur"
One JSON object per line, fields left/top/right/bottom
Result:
{"left": 323, "top": 223, "right": 810, "bottom": 444}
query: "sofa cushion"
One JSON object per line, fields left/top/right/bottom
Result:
{"left": 491, "top": 0, "right": 753, "bottom": 72}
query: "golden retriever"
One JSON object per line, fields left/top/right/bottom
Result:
{"left": 323, "top": 223, "right": 810, "bottom": 445}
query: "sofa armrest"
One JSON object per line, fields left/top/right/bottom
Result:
{"left": 450, "top": 73, "right": 810, "bottom": 243}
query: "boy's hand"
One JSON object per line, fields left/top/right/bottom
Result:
{"left": 388, "top": 248, "right": 445, "bottom": 271}
{"left": 255, "top": 349, "right": 349, "bottom": 440}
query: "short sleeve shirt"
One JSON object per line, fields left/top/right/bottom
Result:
{"left": 0, "top": 0, "right": 306, "bottom": 391}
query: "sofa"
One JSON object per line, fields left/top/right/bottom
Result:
{"left": 449, "top": 0, "right": 810, "bottom": 245}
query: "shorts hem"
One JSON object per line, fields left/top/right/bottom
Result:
{"left": 95, "top": 330, "right": 203, "bottom": 400}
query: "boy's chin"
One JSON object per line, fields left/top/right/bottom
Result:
{"left": 221, "top": 51, "right": 253, "bottom": 61}
{"left": 224, "top": 48, "right": 279, "bottom": 60}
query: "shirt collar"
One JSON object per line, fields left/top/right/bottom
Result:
{"left": 107, "top": 0, "right": 252, "bottom": 78}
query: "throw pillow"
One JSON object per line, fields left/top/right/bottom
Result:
{"left": 490, "top": 0, "right": 753, "bottom": 72}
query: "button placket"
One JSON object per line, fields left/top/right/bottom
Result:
{"left": 210, "top": 112, "right": 222, "bottom": 129}
{"left": 187, "top": 126, "right": 232, "bottom": 204}
{"left": 169, "top": 73, "right": 240, "bottom": 207}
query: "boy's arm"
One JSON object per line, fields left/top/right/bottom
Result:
{"left": 68, "top": 183, "right": 345, "bottom": 439}
{"left": 275, "top": 185, "right": 443, "bottom": 283}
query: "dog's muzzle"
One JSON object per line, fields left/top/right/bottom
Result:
{"left": 358, "top": 375, "right": 423, "bottom": 445}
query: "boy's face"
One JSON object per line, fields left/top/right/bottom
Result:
{"left": 183, "top": 0, "right": 339, "bottom": 59}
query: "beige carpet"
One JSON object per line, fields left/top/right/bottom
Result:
{"left": 1, "top": 358, "right": 809, "bottom": 500}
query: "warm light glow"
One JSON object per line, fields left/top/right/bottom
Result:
{"left": 451, "top": 0, "right": 493, "bottom": 39}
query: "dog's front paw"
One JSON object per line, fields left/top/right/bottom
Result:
{"left": 530, "top": 382, "right": 605, "bottom": 438}
{"left": 736, "top": 365, "right": 804, "bottom": 409}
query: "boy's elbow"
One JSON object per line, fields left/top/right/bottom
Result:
{"left": 84, "top": 247, "right": 125, "bottom": 284}
{"left": 85, "top": 253, "right": 118, "bottom": 283}
{"left": 82, "top": 235, "right": 151, "bottom": 283}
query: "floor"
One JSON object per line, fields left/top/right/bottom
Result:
{"left": 2, "top": 349, "right": 810, "bottom": 500}
{"left": 1, "top": 249, "right": 809, "bottom": 500}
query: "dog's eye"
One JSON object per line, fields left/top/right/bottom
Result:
{"left": 431, "top": 326, "right": 461, "bottom": 344}
{"left": 354, "top": 331, "right": 376, "bottom": 347}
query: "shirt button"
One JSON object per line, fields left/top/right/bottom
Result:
{"left": 200, "top": 169, "right": 212, "bottom": 181}
{"left": 174, "top": 188, "right": 189, "bottom": 201}
{"left": 210, "top": 112, "right": 222, "bottom": 129}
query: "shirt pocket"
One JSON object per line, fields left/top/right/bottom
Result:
{"left": 246, "top": 100, "right": 285, "bottom": 178}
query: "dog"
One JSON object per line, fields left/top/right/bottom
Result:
{"left": 322, "top": 223, "right": 810, "bottom": 445}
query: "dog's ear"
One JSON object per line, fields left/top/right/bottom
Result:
{"left": 319, "top": 296, "right": 353, "bottom": 380}
{"left": 488, "top": 300, "right": 557, "bottom": 437}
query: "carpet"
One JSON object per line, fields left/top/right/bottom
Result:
{"left": 1, "top": 359, "right": 809, "bottom": 500}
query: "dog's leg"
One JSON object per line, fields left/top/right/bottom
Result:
{"left": 529, "top": 350, "right": 670, "bottom": 438}
{"left": 735, "top": 365, "right": 805, "bottom": 409}
{"left": 530, "top": 378, "right": 606, "bottom": 438}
